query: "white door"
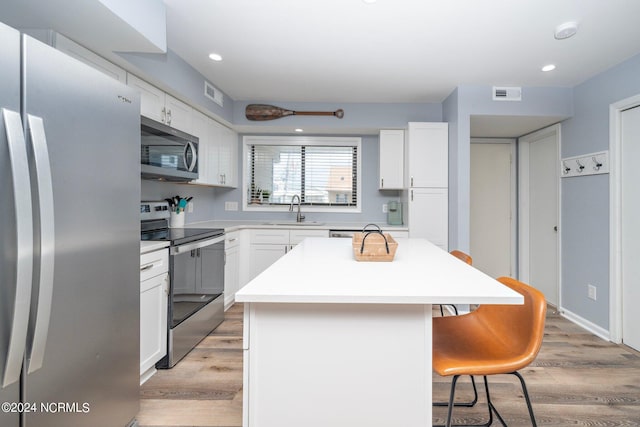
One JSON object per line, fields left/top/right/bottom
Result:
{"left": 621, "top": 105, "right": 640, "bottom": 351}
{"left": 519, "top": 125, "right": 560, "bottom": 306}
{"left": 470, "top": 140, "right": 515, "bottom": 278}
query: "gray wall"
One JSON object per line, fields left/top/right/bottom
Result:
{"left": 561, "top": 52, "right": 640, "bottom": 329}
{"left": 445, "top": 85, "right": 573, "bottom": 252}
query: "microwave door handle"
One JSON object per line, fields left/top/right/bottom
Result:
{"left": 25, "top": 115, "right": 55, "bottom": 374}
{"left": 1, "top": 109, "right": 34, "bottom": 387}
{"left": 184, "top": 141, "right": 197, "bottom": 172}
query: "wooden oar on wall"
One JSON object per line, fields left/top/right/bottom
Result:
{"left": 245, "top": 104, "right": 344, "bottom": 121}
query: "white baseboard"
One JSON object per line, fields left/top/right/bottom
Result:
{"left": 560, "top": 307, "right": 611, "bottom": 342}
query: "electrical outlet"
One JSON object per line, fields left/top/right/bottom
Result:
{"left": 225, "top": 201, "right": 238, "bottom": 211}
{"left": 587, "top": 284, "right": 597, "bottom": 301}
{"left": 382, "top": 203, "right": 388, "bottom": 213}
{"left": 187, "top": 201, "right": 194, "bottom": 213}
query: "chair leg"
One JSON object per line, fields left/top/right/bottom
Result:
{"left": 434, "top": 375, "right": 478, "bottom": 407}
{"left": 434, "top": 376, "right": 493, "bottom": 427}
{"left": 434, "top": 373, "right": 537, "bottom": 427}
{"left": 512, "top": 371, "right": 538, "bottom": 427}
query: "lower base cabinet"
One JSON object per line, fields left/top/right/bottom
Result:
{"left": 140, "top": 248, "right": 169, "bottom": 384}
{"left": 224, "top": 231, "right": 241, "bottom": 309}
{"left": 249, "top": 229, "right": 329, "bottom": 281}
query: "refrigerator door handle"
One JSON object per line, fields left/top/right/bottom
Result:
{"left": 26, "top": 115, "right": 55, "bottom": 374}
{"left": 1, "top": 108, "right": 34, "bottom": 387}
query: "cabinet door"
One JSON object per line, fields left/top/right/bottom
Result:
{"left": 127, "top": 74, "right": 165, "bottom": 122}
{"left": 140, "top": 273, "right": 168, "bottom": 375}
{"left": 406, "top": 122, "right": 448, "bottom": 188}
{"left": 165, "top": 94, "right": 192, "bottom": 133}
{"left": 379, "top": 129, "right": 404, "bottom": 189}
{"left": 218, "top": 125, "right": 238, "bottom": 187}
{"left": 224, "top": 245, "right": 240, "bottom": 308}
{"left": 55, "top": 34, "right": 126, "bottom": 82}
{"left": 249, "top": 244, "right": 286, "bottom": 281}
{"left": 191, "top": 110, "right": 213, "bottom": 185}
{"left": 408, "top": 188, "right": 448, "bottom": 249}
{"left": 289, "top": 229, "right": 329, "bottom": 245}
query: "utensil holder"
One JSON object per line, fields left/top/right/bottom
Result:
{"left": 169, "top": 211, "right": 185, "bottom": 228}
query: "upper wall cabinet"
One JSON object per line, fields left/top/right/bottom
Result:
{"left": 405, "top": 122, "right": 448, "bottom": 188}
{"left": 127, "top": 74, "right": 192, "bottom": 134}
{"left": 379, "top": 129, "right": 405, "bottom": 190}
{"left": 191, "top": 110, "right": 238, "bottom": 188}
{"left": 54, "top": 34, "right": 126, "bottom": 82}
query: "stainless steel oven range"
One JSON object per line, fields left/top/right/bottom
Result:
{"left": 141, "top": 201, "right": 225, "bottom": 368}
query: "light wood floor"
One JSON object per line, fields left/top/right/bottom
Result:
{"left": 137, "top": 304, "right": 640, "bottom": 426}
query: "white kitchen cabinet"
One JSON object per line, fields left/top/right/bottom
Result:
{"left": 249, "top": 228, "right": 328, "bottom": 280}
{"left": 140, "top": 248, "right": 169, "bottom": 384}
{"left": 379, "top": 129, "right": 405, "bottom": 189}
{"left": 191, "top": 110, "right": 238, "bottom": 187}
{"left": 405, "top": 122, "right": 448, "bottom": 188}
{"left": 224, "top": 231, "right": 241, "bottom": 309}
{"left": 408, "top": 187, "right": 448, "bottom": 250}
{"left": 127, "top": 74, "right": 192, "bottom": 133}
{"left": 54, "top": 33, "right": 127, "bottom": 82}
{"left": 404, "top": 122, "right": 448, "bottom": 250}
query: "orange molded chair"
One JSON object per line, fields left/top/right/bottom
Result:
{"left": 439, "top": 250, "right": 473, "bottom": 316}
{"left": 432, "top": 277, "right": 546, "bottom": 427}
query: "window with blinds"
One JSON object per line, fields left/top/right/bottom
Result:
{"left": 243, "top": 136, "right": 361, "bottom": 211}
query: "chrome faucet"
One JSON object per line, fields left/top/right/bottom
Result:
{"left": 289, "top": 195, "right": 305, "bottom": 222}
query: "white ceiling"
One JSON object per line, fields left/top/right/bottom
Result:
{"left": 163, "top": 0, "right": 640, "bottom": 103}
{"left": 2, "top": 0, "right": 639, "bottom": 138}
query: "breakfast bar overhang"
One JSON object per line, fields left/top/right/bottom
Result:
{"left": 235, "top": 238, "right": 523, "bottom": 427}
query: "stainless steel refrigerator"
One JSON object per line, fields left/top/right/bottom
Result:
{"left": 0, "top": 21, "right": 141, "bottom": 427}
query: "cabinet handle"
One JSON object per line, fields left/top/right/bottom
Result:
{"left": 381, "top": 178, "right": 384, "bottom": 188}
{"left": 228, "top": 238, "right": 237, "bottom": 243}
{"left": 223, "top": 174, "right": 226, "bottom": 184}
{"left": 411, "top": 176, "right": 414, "bottom": 187}
{"left": 140, "top": 264, "right": 154, "bottom": 272}
{"left": 284, "top": 246, "right": 288, "bottom": 254}
{"left": 411, "top": 190, "right": 414, "bottom": 201}
{"left": 161, "top": 107, "right": 166, "bottom": 123}
{"left": 167, "top": 108, "right": 172, "bottom": 125}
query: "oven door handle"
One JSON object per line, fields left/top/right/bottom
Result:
{"left": 170, "top": 235, "right": 225, "bottom": 254}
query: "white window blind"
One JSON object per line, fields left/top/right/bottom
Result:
{"left": 246, "top": 140, "right": 358, "bottom": 207}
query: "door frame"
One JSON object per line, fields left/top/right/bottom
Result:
{"left": 609, "top": 93, "right": 640, "bottom": 344}
{"left": 518, "top": 124, "right": 562, "bottom": 308}
{"left": 470, "top": 138, "right": 518, "bottom": 277}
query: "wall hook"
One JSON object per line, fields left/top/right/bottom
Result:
{"left": 592, "top": 156, "right": 603, "bottom": 171}
{"left": 576, "top": 159, "right": 585, "bottom": 173}
{"left": 562, "top": 161, "right": 571, "bottom": 175}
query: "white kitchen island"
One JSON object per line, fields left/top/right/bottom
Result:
{"left": 235, "top": 238, "right": 523, "bottom": 427}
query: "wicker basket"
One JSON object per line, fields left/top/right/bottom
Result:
{"left": 352, "top": 229, "right": 398, "bottom": 262}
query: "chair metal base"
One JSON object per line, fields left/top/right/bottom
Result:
{"left": 433, "top": 371, "right": 538, "bottom": 427}
{"left": 439, "top": 304, "right": 459, "bottom": 316}
{"left": 434, "top": 375, "right": 478, "bottom": 408}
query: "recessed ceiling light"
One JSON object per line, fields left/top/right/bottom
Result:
{"left": 554, "top": 22, "right": 578, "bottom": 40}
{"left": 362, "top": 0, "right": 377, "bottom": 4}
{"left": 208, "top": 53, "right": 223, "bottom": 61}
{"left": 542, "top": 64, "right": 556, "bottom": 72}
{"left": 295, "top": 128, "right": 304, "bottom": 132}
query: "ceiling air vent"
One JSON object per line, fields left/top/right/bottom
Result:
{"left": 492, "top": 86, "right": 522, "bottom": 101}
{"left": 204, "top": 81, "right": 223, "bottom": 107}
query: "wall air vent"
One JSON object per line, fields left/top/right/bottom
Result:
{"left": 492, "top": 86, "right": 522, "bottom": 101}
{"left": 204, "top": 81, "right": 223, "bottom": 107}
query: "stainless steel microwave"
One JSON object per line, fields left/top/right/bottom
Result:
{"left": 141, "top": 116, "right": 199, "bottom": 182}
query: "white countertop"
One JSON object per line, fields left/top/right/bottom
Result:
{"left": 140, "top": 240, "right": 170, "bottom": 254}
{"left": 235, "top": 237, "right": 523, "bottom": 305}
{"left": 184, "top": 220, "right": 408, "bottom": 233}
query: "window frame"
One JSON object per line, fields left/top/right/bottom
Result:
{"left": 242, "top": 135, "right": 362, "bottom": 213}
